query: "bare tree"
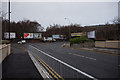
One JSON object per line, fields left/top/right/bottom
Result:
{"left": 113, "top": 17, "right": 120, "bottom": 24}
{"left": 2, "top": 19, "right": 43, "bottom": 40}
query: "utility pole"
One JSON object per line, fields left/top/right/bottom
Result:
{"left": 8, "top": 0, "right": 10, "bottom": 40}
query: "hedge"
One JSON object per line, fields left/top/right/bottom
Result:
{"left": 70, "top": 37, "right": 93, "bottom": 45}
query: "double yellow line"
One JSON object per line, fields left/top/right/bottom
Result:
{"left": 34, "top": 54, "right": 64, "bottom": 80}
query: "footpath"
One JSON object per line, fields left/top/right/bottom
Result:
{"left": 62, "top": 43, "right": 120, "bottom": 55}
{"left": 78, "top": 47, "right": 120, "bottom": 55}
{"left": 2, "top": 44, "right": 43, "bottom": 80}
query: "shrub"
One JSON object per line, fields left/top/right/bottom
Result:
{"left": 70, "top": 37, "right": 93, "bottom": 45}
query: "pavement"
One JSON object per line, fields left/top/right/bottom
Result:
{"left": 2, "top": 44, "right": 43, "bottom": 80}
{"left": 62, "top": 42, "right": 120, "bottom": 55}
{"left": 75, "top": 47, "right": 120, "bottom": 55}
{"left": 28, "top": 42, "right": 119, "bottom": 79}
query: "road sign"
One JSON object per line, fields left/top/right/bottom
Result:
{"left": 24, "top": 33, "right": 33, "bottom": 39}
{"left": 33, "top": 33, "right": 42, "bottom": 39}
{"left": 88, "top": 31, "right": 96, "bottom": 38}
{"left": 4, "top": 32, "right": 16, "bottom": 39}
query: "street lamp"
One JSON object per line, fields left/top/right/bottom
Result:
{"left": 2, "top": 12, "right": 9, "bottom": 40}
{"left": 8, "top": 0, "right": 11, "bottom": 40}
{"left": 64, "top": 18, "right": 71, "bottom": 41}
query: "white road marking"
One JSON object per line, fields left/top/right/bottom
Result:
{"left": 85, "top": 57, "right": 96, "bottom": 60}
{"left": 73, "top": 53, "right": 85, "bottom": 58}
{"left": 29, "top": 45, "right": 97, "bottom": 80}
{"left": 69, "top": 53, "right": 96, "bottom": 60}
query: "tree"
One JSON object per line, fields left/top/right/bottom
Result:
{"left": 113, "top": 17, "right": 120, "bottom": 24}
{"left": 2, "top": 19, "right": 43, "bottom": 40}
{"left": 45, "top": 24, "right": 83, "bottom": 40}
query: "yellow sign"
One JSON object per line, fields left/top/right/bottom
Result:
{"left": 71, "top": 32, "right": 87, "bottom": 37}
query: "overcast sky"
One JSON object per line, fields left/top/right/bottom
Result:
{"left": 2, "top": 2, "right": 118, "bottom": 30}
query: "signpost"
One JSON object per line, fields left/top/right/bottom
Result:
{"left": 33, "top": 33, "right": 41, "bottom": 39}
{"left": 4, "top": 32, "right": 16, "bottom": 39}
{"left": 52, "top": 35, "right": 66, "bottom": 40}
{"left": 52, "top": 35, "right": 60, "bottom": 39}
{"left": 24, "top": 33, "right": 33, "bottom": 39}
{"left": 88, "top": 31, "right": 96, "bottom": 39}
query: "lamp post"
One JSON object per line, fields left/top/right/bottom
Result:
{"left": 64, "top": 18, "right": 71, "bottom": 41}
{"left": 2, "top": 12, "right": 9, "bottom": 39}
{"left": 8, "top": 0, "right": 11, "bottom": 40}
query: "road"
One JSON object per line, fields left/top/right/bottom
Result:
{"left": 15, "top": 42, "right": 119, "bottom": 79}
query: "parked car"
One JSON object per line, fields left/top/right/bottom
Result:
{"left": 17, "top": 41, "right": 22, "bottom": 44}
{"left": 21, "top": 40, "right": 26, "bottom": 44}
{"left": 17, "top": 40, "right": 26, "bottom": 44}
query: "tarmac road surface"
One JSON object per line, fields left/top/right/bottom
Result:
{"left": 11, "top": 42, "right": 119, "bottom": 79}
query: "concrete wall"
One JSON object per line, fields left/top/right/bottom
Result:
{"left": 0, "top": 44, "right": 11, "bottom": 63}
{"left": 0, "top": 17, "right": 2, "bottom": 80}
{"left": 71, "top": 44, "right": 83, "bottom": 48}
{"left": 95, "top": 41, "right": 120, "bottom": 49}
{"left": 71, "top": 42, "right": 95, "bottom": 48}
{"left": 95, "top": 41, "right": 106, "bottom": 48}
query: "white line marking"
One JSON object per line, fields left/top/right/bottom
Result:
{"left": 69, "top": 53, "right": 96, "bottom": 60}
{"left": 85, "top": 57, "right": 96, "bottom": 60}
{"left": 73, "top": 53, "right": 85, "bottom": 58}
{"left": 29, "top": 45, "right": 98, "bottom": 80}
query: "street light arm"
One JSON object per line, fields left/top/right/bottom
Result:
{"left": 64, "top": 17, "right": 71, "bottom": 24}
